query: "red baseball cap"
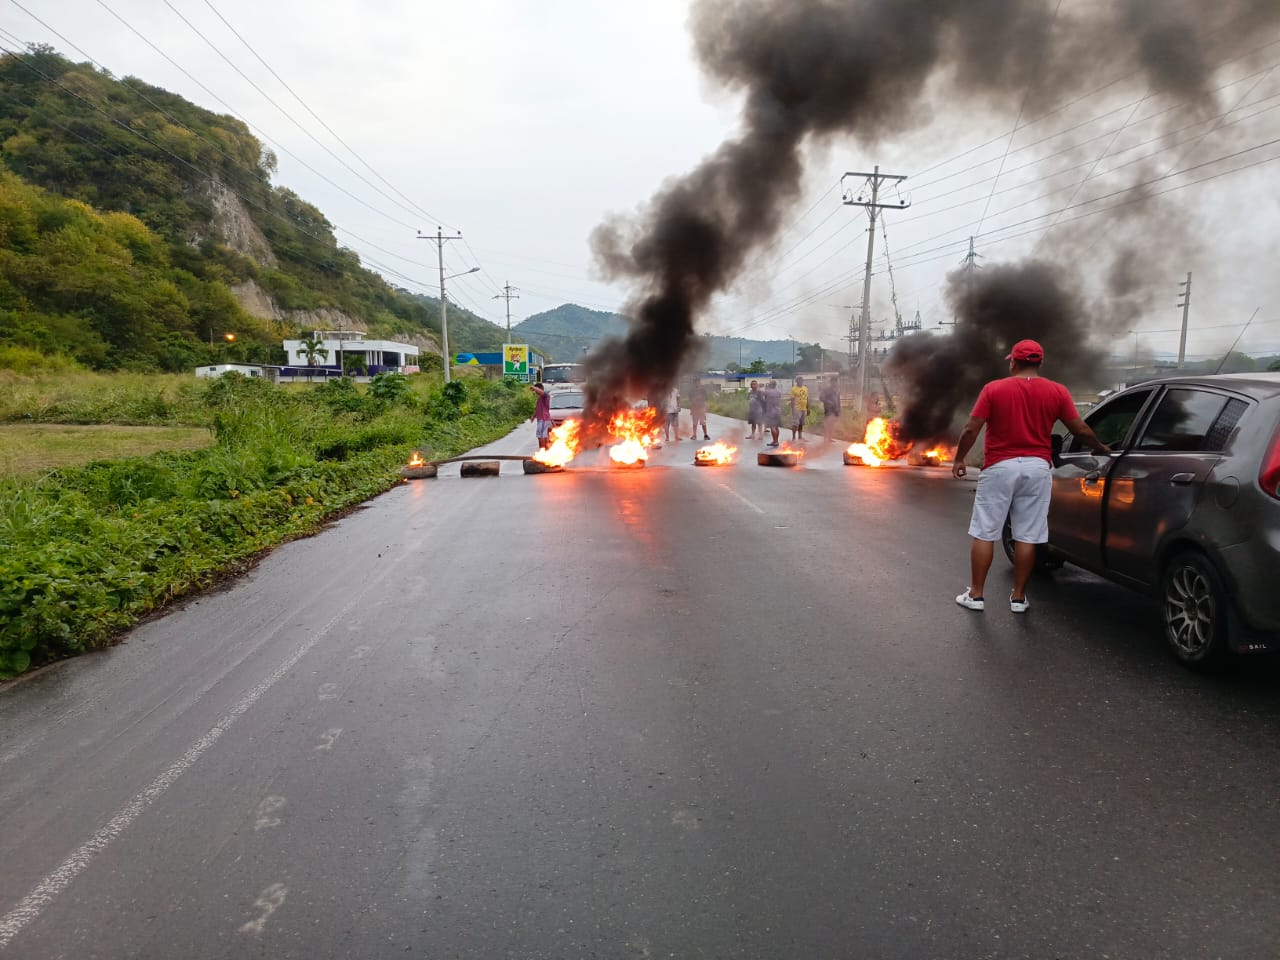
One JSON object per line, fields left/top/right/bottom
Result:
{"left": 1006, "top": 339, "right": 1044, "bottom": 362}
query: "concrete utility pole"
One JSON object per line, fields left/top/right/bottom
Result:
{"left": 1176, "top": 272, "right": 1192, "bottom": 368}
{"left": 493, "top": 282, "right": 520, "bottom": 344}
{"left": 418, "top": 228, "right": 464, "bottom": 382}
{"left": 842, "top": 167, "right": 909, "bottom": 413}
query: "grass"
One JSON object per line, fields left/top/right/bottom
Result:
{"left": 0, "top": 424, "right": 214, "bottom": 478}
{"left": 0, "top": 369, "right": 534, "bottom": 678}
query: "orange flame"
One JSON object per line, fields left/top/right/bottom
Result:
{"left": 845, "top": 417, "right": 912, "bottom": 466}
{"left": 607, "top": 407, "right": 661, "bottom": 465}
{"left": 776, "top": 444, "right": 806, "bottom": 458}
{"left": 695, "top": 441, "right": 737, "bottom": 465}
{"left": 534, "top": 419, "right": 581, "bottom": 467}
{"left": 407, "top": 451, "right": 426, "bottom": 467}
{"left": 922, "top": 445, "right": 954, "bottom": 463}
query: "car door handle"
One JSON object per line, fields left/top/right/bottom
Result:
{"left": 1084, "top": 471, "right": 1101, "bottom": 482}
{"left": 1169, "top": 473, "right": 1195, "bottom": 485}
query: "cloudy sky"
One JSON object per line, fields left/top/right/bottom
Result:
{"left": 4, "top": 0, "right": 1279, "bottom": 361}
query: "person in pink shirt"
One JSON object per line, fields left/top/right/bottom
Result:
{"left": 951, "top": 340, "right": 1110, "bottom": 614}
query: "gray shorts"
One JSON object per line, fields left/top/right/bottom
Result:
{"left": 968, "top": 457, "right": 1052, "bottom": 543}
{"left": 536, "top": 419, "right": 552, "bottom": 439}
{"left": 792, "top": 410, "right": 807, "bottom": 428}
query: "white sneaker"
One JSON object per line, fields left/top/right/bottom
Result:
{"left": 1009, "top": 594, "right": 1030, "bottom": 614}
{"left": 955, "top": 589, "right": 985, "bottom": 611}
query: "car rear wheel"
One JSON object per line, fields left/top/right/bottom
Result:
{"left": 1161, "top": 551, "right": 1230, "bottom": 669}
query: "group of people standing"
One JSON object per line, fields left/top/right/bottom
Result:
{"left": 746, "top": 376, "right": 842, "bottom": 446}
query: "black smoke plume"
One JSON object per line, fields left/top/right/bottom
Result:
{"left": 886, "top": 262, "right": 1104, "bottom": 443}
{"left": 581, "top": 0, "right": 1278, "bottom": 439}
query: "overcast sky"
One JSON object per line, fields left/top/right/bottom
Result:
{"left": 4, "top": 0, "right": 1279, "bottom": 361}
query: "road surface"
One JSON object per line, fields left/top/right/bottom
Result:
{"left": 2, "top": 413, "right": 1278, "bottom": 959}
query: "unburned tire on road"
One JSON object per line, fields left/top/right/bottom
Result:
{"left": 758, "top": 451, "right": 798, "bottom": 467}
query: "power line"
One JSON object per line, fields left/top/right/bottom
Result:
{"left": 198, "top": 0, "right": 450, "bottom": 229}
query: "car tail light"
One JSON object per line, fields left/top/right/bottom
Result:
{"left": 1261, "top": 420, "right": 1280, "bottom": 500}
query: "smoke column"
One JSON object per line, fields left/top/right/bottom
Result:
{"left": 582, "top": 0, "right": 1279, "bottom": 437}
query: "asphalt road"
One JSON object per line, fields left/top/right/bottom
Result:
{"left": 2, "top": 412, "right": 1278, "bottom": 960}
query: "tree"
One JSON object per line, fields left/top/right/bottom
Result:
{"left": 746, "top": 358, "right": 768, "bottom": 374}
{"left": 1268, "top": 358, "right": 1280, "bottom": 372}
{"left": 798, "top": 342, "right": 824, "bottom": 369}
{"left": 297, "top": 336, "right": 328, "bottom": 366}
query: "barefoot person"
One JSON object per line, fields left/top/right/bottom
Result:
{"left": 952, "top": 340, "right": 1109, "bottom": 614}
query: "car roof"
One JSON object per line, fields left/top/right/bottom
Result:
{"left": 1128, "top": 372, "right": 1280, "bottom": 399}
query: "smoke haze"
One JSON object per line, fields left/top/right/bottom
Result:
{"left": 581, "top": 0, "right": 1279, "bottom": 438}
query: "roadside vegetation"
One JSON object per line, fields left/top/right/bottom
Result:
{"left": 0, "top": 370, "right": 533, "bottom": 678}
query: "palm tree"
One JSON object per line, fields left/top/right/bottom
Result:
{"left": 297, "top": 336, "right": 329, "bottom": 382}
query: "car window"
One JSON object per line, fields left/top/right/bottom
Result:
{"left": 1135, "top": 389, "right": 1229, "bottom": 452}
{"left": 1070, "top": 389, "right": 1153, "bottom": 451}
{"left": 550, "top": 392, "right": 584, "bottom": 409}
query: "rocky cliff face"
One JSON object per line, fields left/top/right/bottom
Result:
{"left": 188, "top": 180, "right": 277, "bottom": 267}
{"left": 230, "top": 280, "right": 441, "bottom": 355}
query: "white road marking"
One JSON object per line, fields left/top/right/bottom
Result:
{"left": 238, "top": 882, "right": 288, "bottom": 936}
{"left": 0, "top": 598, "right": 360, "bottom": 950}
{"left": 253, "top": 796, "right": 286, "bottom": 831}
{"left": 314, "top": 728, "right": 343, "bottom": 752}
{"left": 717, "top": 482, "right": 765, "bottom": 514}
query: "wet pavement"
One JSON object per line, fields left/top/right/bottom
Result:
{"left": 2, "top": 413, "right": 1278, "bottom": 959}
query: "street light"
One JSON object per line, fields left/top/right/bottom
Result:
{"left": 440, "top": 266, "right": 480, "bottom": 382}
{"left": 210, "top": 330, "right": 236, "bottom": 346}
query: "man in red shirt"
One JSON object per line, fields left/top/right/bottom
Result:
{"left": 951, "top": 340, "right": 1110, "bottom": 613}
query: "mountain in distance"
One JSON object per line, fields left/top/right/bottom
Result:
{"left": 514, "top": 303, "right": 842, "bottom": 369}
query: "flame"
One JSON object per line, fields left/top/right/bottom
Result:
{"left": 695, "top": 441, "right": 737, "bottom": 465}
{"left": 922, "top": 445, "right": 954, "bottom": 463}
{"left": 607, "top": 407, "right": 661, "bottom": 465}
{"left": 407, "top": 451, "right": 426, "bottom": 467}
{"left": 534, "top": 419, "right": 581, "bottom": 467}
{"left": 775, "top": 444, "right": 806, "bottom": 458}
{"left": 845, "top": 417, "right": 912, "bottom": 466}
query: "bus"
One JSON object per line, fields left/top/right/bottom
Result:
{"left": 542, "top": 362, "right": 587, "bottom": 391}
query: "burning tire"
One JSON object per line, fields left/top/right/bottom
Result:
{"left": 842, "top": 451, "right": 863, "bottom": 466}
{"left": 400, "top": 464, "right": 438, "bottom": 479}
{"left": 758, "top": 451, "right": 798, "bottom": 467}
{"left": 460, "top": 461, "right": 501, "bottom": 477}
{"left": 523, "top": 459, "right": 563, "bottom": 474}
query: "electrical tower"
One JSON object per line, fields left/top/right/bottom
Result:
{"left": 493, "top": 282, "right": 520, "bottom": 344}
{"left": 842, "top": 166, "right": 909, "bottom": 413}
{"left": 1176, "top": 272, "right": 1192, "bottom": 368}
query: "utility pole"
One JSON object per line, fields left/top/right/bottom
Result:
{"left": 842, "top": 167, "right": 909, "bottom": 413}
{"left": 1176, "top": 272, "right": 1192, "bottom": 368}
{"left": 493, "top": 282, "right": 520, "bottom": 344}
{"left": 418, "top": 228, "right": 464, "bottom": 382}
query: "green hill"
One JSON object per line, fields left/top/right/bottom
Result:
{"left": 0, "top": 45, "right": 505, "bottom": 371}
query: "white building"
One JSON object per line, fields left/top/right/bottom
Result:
{"left": 281, "top": 330, "right": 420, "bottom": 378}
{"left": 195, "top": 363, "right": 267, "bottom": 379}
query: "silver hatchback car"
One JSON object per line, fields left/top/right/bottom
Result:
{"left": 1005, "top": 373, "right": 1280, "bottom": 668}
